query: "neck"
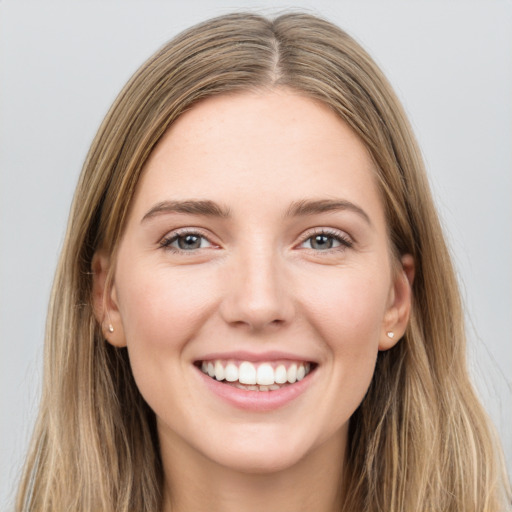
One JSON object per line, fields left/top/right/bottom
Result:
{"left": 160, "top": 428, "right": 346, "bottom": 512}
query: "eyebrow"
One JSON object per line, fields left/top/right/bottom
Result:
{"left": 141, "top": 198, "right": 371, "bottom": 225}
{"left": 141, "top": 200, "right": 231, "bottom": 223}
{"left": 285, "top": 199, "right": 372, "bottom": 225}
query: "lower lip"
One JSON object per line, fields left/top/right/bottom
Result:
{"left": 195, "top": 366, "right": 316, "bottom": 412}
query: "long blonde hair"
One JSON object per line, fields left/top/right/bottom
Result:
{"left": 17, "top": 12, "right": 510, "bottom": 511}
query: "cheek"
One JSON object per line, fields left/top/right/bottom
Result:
{"left": 300, "top": 268, "right": 389, "bottom": 401}
{"left": 117, "top": 264, "right": 218, "bottom": 346}
{"left": 113, "top": 263, "right": 220, "bottom": 398}
{"left": 303, "top": 268, "right": 389, "bottom": 350}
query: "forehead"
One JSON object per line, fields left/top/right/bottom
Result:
{"left": 131, "top": 89, "right": 384, "bottom": 225}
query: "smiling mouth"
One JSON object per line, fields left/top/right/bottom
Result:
{"left": 196, "top": 360, "right": 315, "bottom": 391}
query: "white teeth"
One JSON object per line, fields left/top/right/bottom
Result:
{"left": 214, "top": 360, "right": 225, "bottom": 381}
{"left": 287, "top": 364, "right": 297, "bottom": 383}
{"left": 199, "top": 359, "right": 312, "bottom": 389}
{"left": 256, "top": 363, "right": 275, "bottom": 385}
{"left": 238, "top": 361, "right": 257, "bottom": 385}
{"left": 275, "top": 365, "right": 287, "bottom": 384}
{"left": 224, "top": 362, "right": 238, "bottom": 382}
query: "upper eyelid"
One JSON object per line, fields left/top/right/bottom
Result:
{"left": 301, "top": 226, "right": 346, "bottom": 236}
{"left": 297, "top": 227, "right": 353, "bottom": 242}
{"left": 161, "top": 226, "right": 213, "bottom": 239}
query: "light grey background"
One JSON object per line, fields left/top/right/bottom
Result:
{"left": 1, "top": 0, "right": 511, "bottom": 508}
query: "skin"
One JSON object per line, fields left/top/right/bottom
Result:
{"left": 93, "top": 89, "right": 414, "bottom": 512}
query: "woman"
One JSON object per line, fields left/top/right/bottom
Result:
{"left": 16, "top": 12, "right": 511, "bottom": 512}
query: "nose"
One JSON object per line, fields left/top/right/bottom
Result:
{"left": 219, "top": 249, "right": 294, "bottom": 332}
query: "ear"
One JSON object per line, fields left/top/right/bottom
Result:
{"left": 91, "top": 250, "right": 127, "bottom": 347}
{"left": 379, "top": 254, "right": 415, "bottom": 351}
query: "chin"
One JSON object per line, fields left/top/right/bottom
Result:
{"left": 195, "top": 422, "right": 329, "bottom": 475}
{"left": 209, "top": 443, "right": 308, "bottom": 475}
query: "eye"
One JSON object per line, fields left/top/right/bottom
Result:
{"left": 160, "top": 231, "right": 213, "bottom": 252}
{"left": 299, "top": 230, "right": 353, "bottom": 251}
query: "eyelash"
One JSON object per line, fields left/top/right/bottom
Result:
{"left": 159, "top": 228, "right": 353, "bottom": 254}
{"left": 159, "top": 228, "right": 214, "bottom": 253}
{"left": 297, "top": 228, "right": 353, "bottom": 253}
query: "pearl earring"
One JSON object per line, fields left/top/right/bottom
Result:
{"left": 386, "top": 331, "right": 394, "bottom": 339}
{"left": 105, "top": 310, "right": 115, "bottom": 333}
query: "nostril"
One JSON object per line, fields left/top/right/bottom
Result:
{"left": 226, "top": 316, "right": 287, "bottom": 331}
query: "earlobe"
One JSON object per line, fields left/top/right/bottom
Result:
{"left": 91, "top": 251, "right": 127, "bottom": 347}
{"left": 379, "top": 254, "right": 415, "bottom": 351}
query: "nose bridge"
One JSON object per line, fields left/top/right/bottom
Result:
{"left": 220, "top": 241, "right": 292, "bottom": 330}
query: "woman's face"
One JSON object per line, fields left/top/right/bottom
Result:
{"left": 96, "top": 90, "right": 412, "bottom": 474}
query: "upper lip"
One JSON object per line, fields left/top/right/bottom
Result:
{"left": 194, "top": 350, "right": 317, "bottom": 364}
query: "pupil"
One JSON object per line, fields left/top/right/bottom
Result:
{"left": 312, "top": 235, "right": 332, "bottom": 250}
{"left": 179, "top": 234, "right": 201, "bottom": 250}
